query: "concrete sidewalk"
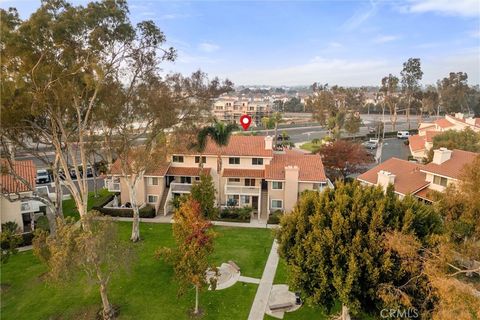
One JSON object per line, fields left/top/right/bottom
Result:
{"left": 248, "top": 240, "right": 280, "bottom": 320}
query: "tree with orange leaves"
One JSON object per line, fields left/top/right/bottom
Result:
{"left": 156, "top": 198, "right": 216, "bottom": 315}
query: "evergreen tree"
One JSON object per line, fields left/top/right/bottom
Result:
{"left": 190, "top": 173, "right": 217, "bottom": 219}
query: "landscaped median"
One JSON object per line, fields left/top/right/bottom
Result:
{"left": 0, "top": 222, "right": 274, "bottom": 320}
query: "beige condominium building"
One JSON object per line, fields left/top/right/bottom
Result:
{"left": 212, "top": 97, "right": 272, "bottom": 125}
{"left": 357, "top": 148, "right": 478, "bottom": 202}
{"left": 408, "top": 113, "right": 480, "bottom": 160}
{"left": 0, "top": 160, "right": 46, "bottom": 232}
{"left": 106, "top": 136, "right": 332, "bottom": 220}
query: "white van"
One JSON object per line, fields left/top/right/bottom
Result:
{"left": 397, "top": 131, "right": 410, "bottom": 139}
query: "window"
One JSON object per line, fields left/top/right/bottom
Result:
{"left": 195, "top": 156, "right": 206, "bottom": 164}
{"left": 433, "top": 175, "right": 448, "bottom": 187}
{"left": 245, "top": 179, "right": 256, "bottom": 187}
{"left": 228, "top": 178, "right": 241, "bottom": 183}
{"left": 229, "top": 157, "right": 240, "bottom": 165}
{"left": 272, "top": 181, "right": 283, "bottom": 189}
{"left": 172, "top": 155, "right": 184, "bottom": 163}
{"left": 148, "top": 177, "right": 159, "bottom": 186}
{"left": 227, "top": 195, "right": 239, "bottom": 206}
{"left": 195, "top": 176, "right": 200, "bottom": 181}
{"left": 180, "top": 176, "right": 192, "bottom": 184}
{"left": 271, "top": 199, "right": 283, "bottom": 209}
{"left": 252, "top": 158, "right": 263, "bottom": 165}
{"left": 147, "top": 195, "right": 158, "bottom": 204}
{"left": 241, "top": 195, "right": 250, "bottom": 204}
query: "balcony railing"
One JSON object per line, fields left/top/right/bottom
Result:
{"left": 224, "top": 184, "right": 260, "bottom": 196}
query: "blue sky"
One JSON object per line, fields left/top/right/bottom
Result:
{"left": 3, "top": 0, "right": 479, "bottom": 86}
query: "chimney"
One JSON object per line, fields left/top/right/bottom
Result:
{"left": 264, "top": 136, "right": 273, "bottom": 150}
{"left": 432, "top": 148, "right": 453, "bottom": 165}
{"left": 377, "top": 170, "right": 395, "bottom": 191}
{"left": 466, "top": 117, "right": 476, "bottom": 126}
{"left": 284, "top": 166, "right": 299, "bottom": 213}
{"left": 455, "top": 113, "right": 464, "bottom": 120}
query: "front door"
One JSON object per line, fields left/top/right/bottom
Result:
{"left": 252, "top": 196, "right": 259, "bottom": 210}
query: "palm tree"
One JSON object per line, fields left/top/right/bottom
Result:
{"left": 272, "top": 112, "right": 283, "bottom": 148}
{"left": 196, "top": 120, "right": 238, "bottom": 206}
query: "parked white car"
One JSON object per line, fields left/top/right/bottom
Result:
{"left": 36, "top": 169, "right": 50, "bottom": 184}
{"left": 397, "top": 131, "right": 410, "bottom": 139}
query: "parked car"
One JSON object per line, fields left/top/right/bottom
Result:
{"left": 397, "top": 131, "right": 410, "bottom": 139}
{"left": 277, "top": 134, "right": 290, "bottom": 141}
{"left": 363, "top": 141, "right": 378, "bottom": 150}
{"left": 368, "top": 127, "right": 376, "bottom": 134}
{"left": 36, "top": 169, "right": 50, "bottom": 184}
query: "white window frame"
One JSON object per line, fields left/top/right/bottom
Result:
{"left": 195, "top": 156, "right": 206, "bottom": 164}
{"left": 147, "top": 194, "right": 158, "bottom": 204}
{"left": 228, "top": 178, "right": 241, "bottom": 183}
{"left": 148, "top": 177, "right": 159, "bottom": 186}
{"left": 172, "top": 155, "right": 184, "bottom": 163}
{"left": 272, "top": 181, "right": 283, "bottom": 190}
{"left": 433, "top": 175, "right": 448, "bottom": 187}
{"left": 271, "top": 199, "right": 283, "bottom": 209}
{"left": 252, "top": 158, "right": 263, "bottom": 165}
{"left": 229, "top": 157, "right": 240, "bottom": 165}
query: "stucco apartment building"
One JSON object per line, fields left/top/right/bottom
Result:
{"left": 0, "top": 160, "right": 45, "bottom": 232}
{"left": 212, "top": 97, "right": 272, "bottom": 125}
{"left": 106, "top": 136, "right": 332, "bottom": 219}
{"left": 357, "top": 148, "right": 478, "bottom": 202}
{"left": 409, "top": 113, "right": 480, "bottom": 160}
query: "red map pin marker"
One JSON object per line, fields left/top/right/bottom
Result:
{"left": 240, "top": 114, "right": 252, "bottom": 131}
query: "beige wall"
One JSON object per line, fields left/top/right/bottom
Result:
{"left": 284, "top": 166, "right": 299, "bottom": 213}
{"left": 424, "top": 172, "right": 457, "bottom": 192}
{"left": 1, "top": 196, "right": 24, "bottom": 232}
{"left": 145, "top": 176, "right": 165, "bottom": 210}
{"left": 119, "top": 176, "right": 146, "bottom": 206}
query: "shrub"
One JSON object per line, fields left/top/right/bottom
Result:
{"left": 35, "top": 216, "right": 50, "bottom": 232}
{"left": 94, "top": 204, "right": 156, "bottom": 218}
{"left": 267, "top": 210, "right": 284, "bottom": 224}
{"left": 216, "top": 206, "right": 252, "bottom": 222}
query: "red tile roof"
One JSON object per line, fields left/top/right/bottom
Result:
{"left": 0, "top": 159, "right": 36, "bottom": 194}
{"left": 357, "top": 158, "right": 429, "bottom": 195}
{"left": 435, "top": 118, "right": 454, "bottom": 128}
{"left": 223, "top": 169, "right": 264, "bottom": 178}
{"left": 408, "top": 135, "right": 425, "bottom": 152}
{"left": 110, "top": 159, "right": 170, "bottom": 176}
{"left": 182, "top": 136, "right": 273, "bottom": 157}
{"left": 425, "top": 131, "right": 440, "bottom": 142}
{"left": 422, "top": 149, "right": 478, "bottom": 180}
{"left": 265, "top": 149, "right": 327, "bottom": 182}
{"left": 167, "top": 167, "right": 210, "bottom": 176}
{"left": 414, "top": 187, "right": 435, "bottom": 202}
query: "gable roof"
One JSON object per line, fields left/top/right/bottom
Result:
{"left": 357, "top": 158, "right": 429, "bottom": 195}
{"left": 408, "top": 134, "right": 425, "bottom": 152}
{"left": 265, "top": 149, "right": 327, "bottom": 182}
{"left": 181, "top": 136, "right": 273, "bottom": 157}
{"left": 425, "top": 130, "right": 440, "bottom": 142}
{"left": 435, "top": 118, "right": 454, "bottom": 129}
{"left": 421, "top": 149, "right": 478, "bottom": 180}
{"left": 0, "top": 159, "right": 36, "bottom": 194}
{"left": 167, "top": 167, "right": 210, "bottom": 177}
{"left": 223, "top": 168, "right": 264, "bottom": 178}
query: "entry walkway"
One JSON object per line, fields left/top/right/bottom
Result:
{"left": 248, "top": 240, "right": 280, "bottom": 320}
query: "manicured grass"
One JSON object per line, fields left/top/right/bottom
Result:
{"left": 299, "top": 142, "right": 321, "bottom": 153}
{"left": 1, "top": 222, "right": 274, "bottom": 320}
{"left": 63, "top": 188, "right": 113, "bottom": 219}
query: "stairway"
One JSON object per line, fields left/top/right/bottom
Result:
{"left": 260, "top": 190, "right": 268, "bottom": 220}
{"left": 157, "top": 187, "right": 170, "bottom": 216}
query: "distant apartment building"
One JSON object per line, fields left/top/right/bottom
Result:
{"left": 212, "top": 96, "right": 272, "bottom": 125}
{"left": 357, "top": 148, "right": 478, "bottom": 202}
{"left": 0, "top": 160, "right": 46, "bottom": 232}
{"left": 106, "top": 136, "right": 332, "bottom": 219}
{"left": 409, "top": 113, "right": 480, "bottom": 160}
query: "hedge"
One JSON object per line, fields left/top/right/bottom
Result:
{"left": 93, "top": 204, "right": 156, "bottom": 218}
{"left": 214, "top": 206, "right": 252, "bottom": 222}
{"left": 267, "top": 210, "right": 284, "bottom": 224}
{"left": 1, "top": 232, "right": 34, "bottom": 250}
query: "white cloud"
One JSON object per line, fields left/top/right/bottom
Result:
{"left": 470, "top": 29, "right": 480, "bottom": 38}
{"left": 373, "top": 35, "right": 400, "bottom": 44}
{"left": 158, "top": 13, "right": 193, "bottom": 20}
{"left": 198, "top": 42, "right": 220, "bottom": 53}
{"left": 401, "top": 0, "right": 480, "bottom": 17}
{"left": 327, "top": 42, "right": 343, "bottom": 49}
{"left": 342, "top": 0, "right": 378, "bottom": 31}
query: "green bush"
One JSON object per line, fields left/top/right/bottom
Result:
{"left": 216, "top": 206, "right": 252, "bottom": 222}
{"left": 95, "top": 204, "right": 156, "bottom": 218}
{"left": 267, "top": 210, "right": 284, "bottom": 224}
{"left": 35, "top": 216, "right": 50, "bottom": 232}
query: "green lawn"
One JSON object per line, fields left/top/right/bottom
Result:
{"left": 299, "top": 142, "right": 321, "bottom": 153}
{"left": 1, "top": 222, "right": 274, "bottom": 320}
{"left": 63, "top": 188, "right": 113, "bottom": 219}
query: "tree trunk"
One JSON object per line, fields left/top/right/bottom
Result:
{"left": 341, "top": 304, "right": 351, "bottom": 320}
{"left": 126, "top": 176, "right": 142, "bottom": 242}
{"left": 274, "top": 123, "right": 278, "bottom": 148}
{"left": 194, "top": 285, "right": 199, "bottom": 314}
{"left": 217, "top": 152, "right": 222, "bottom": 207}
{"left": 407, "top": 96, "right": 411, "bottom": 130}
{"left": 100, "top": 282, "right": 114, "bottom": 320}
